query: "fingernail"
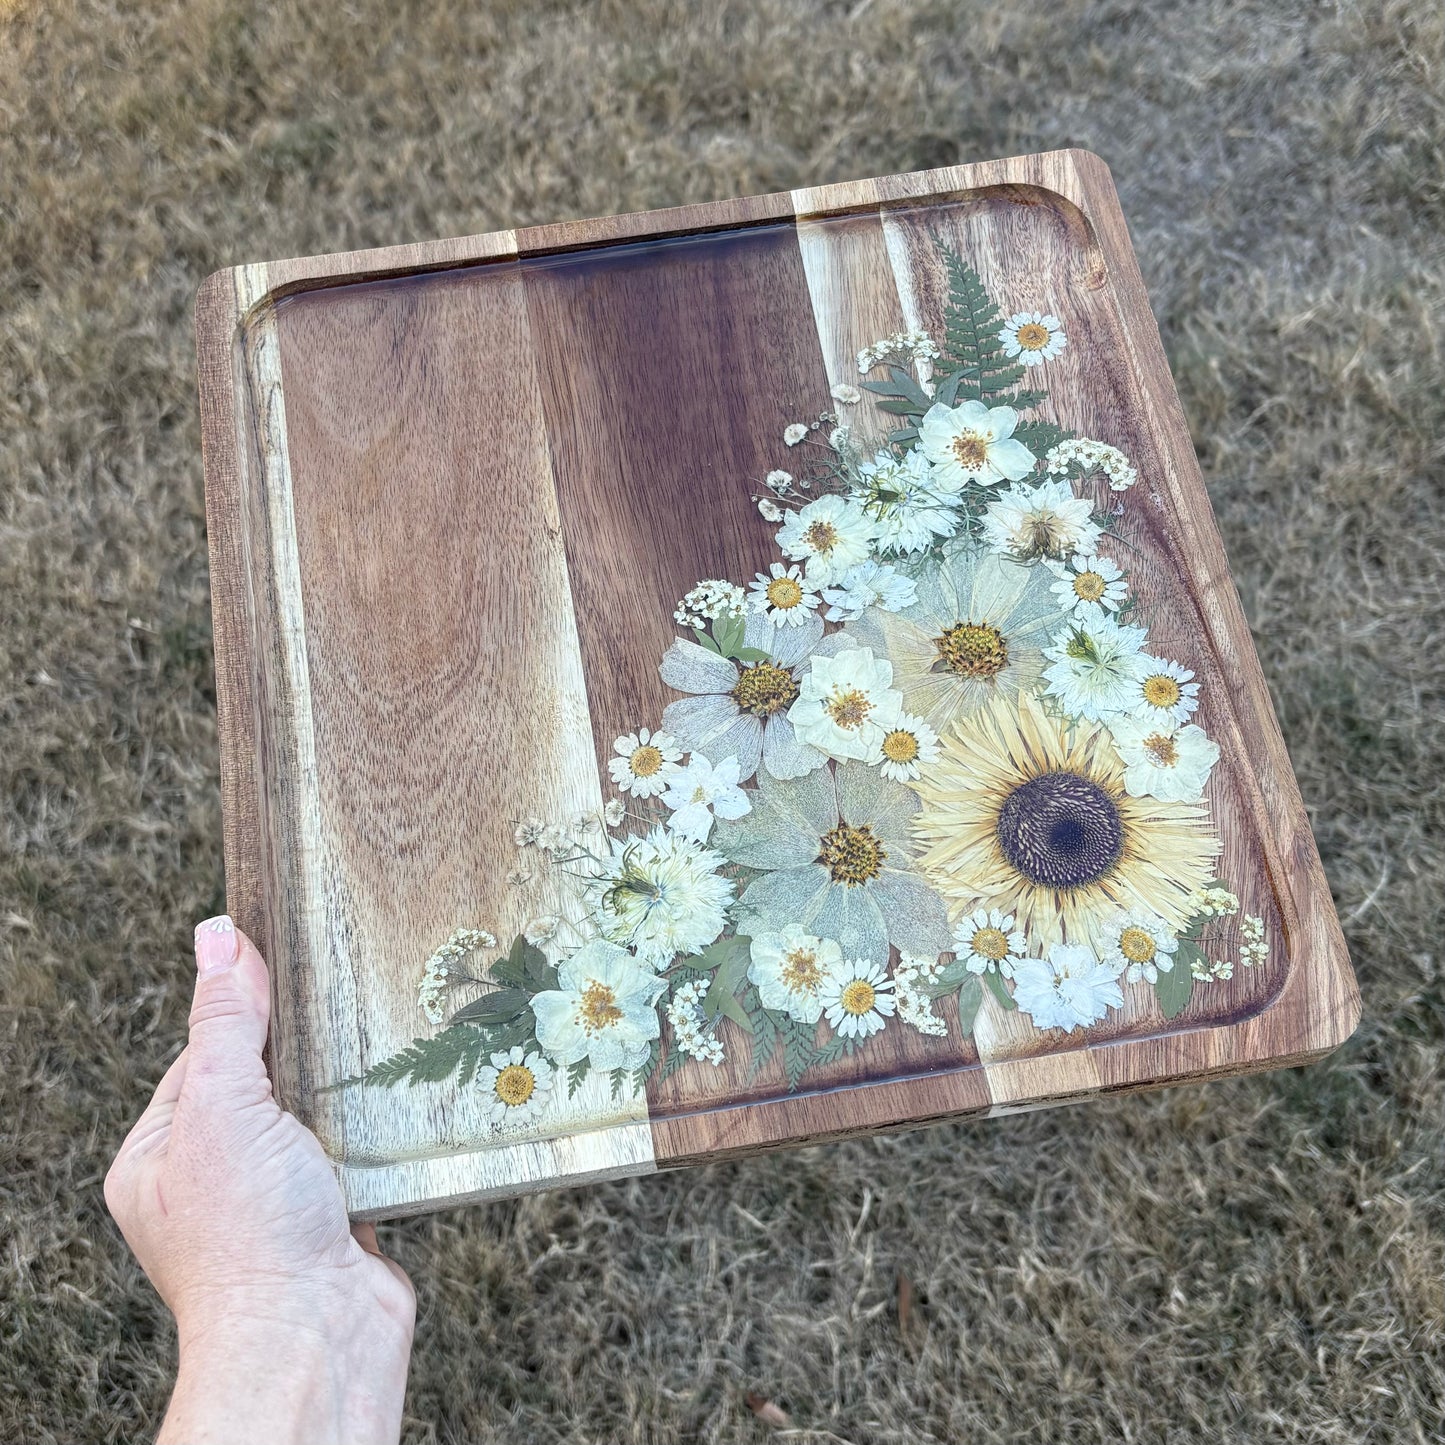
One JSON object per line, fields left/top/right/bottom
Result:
{"left": 194, "top": 915, "right": 238, "bottom": 974}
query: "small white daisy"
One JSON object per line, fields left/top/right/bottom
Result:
{"left": 821, "top": 957, "right": 897, "bottom": 1040}
{"left": 1047, "top": 552, "right": 1129, "bottom": 615}
{"left": 607, "top": 728, "right": 683, "bottom": 798}
{"left": 1011, "top": 944, "right": 1122, "bottom": 1032}
{"left": 998, "top": 311, "right": 1067, "bottom": 366}
{"left": 953, "top": 907, "right": 1028, "bottom": 978}
{"left": 982, "top": 479, "right": 1101, "bottom": 561}
{"left": 784, "top": 423, "right": 808, "bottom": 447}
{"left": 1124, "top": 657, "right": 1201, "bottom": 728}
{"left": 831, "top": 383, "right": 862, "bottom": 405}
{"left": 1099, "top": 909, "right": 1178, "bottom": 984}
{"left": 1109, "top": 718, "right": 1220, "bottom": 802}
{"left": 477, "top": 1046, "right": 554, "bottom": 1125}
{"left": 1042, "top": 604, "right": 1150, "bottom": 721}
{"left": 660, "top": 753, "right": 752, "bottom": 842}
{"left": 820, "top": 559, "right": 918, "bottom": 622}
{"left": 748, "top": 562, "right": 821, "bottom": 628}
{"left": 874, "top": 714, "right": 939, "bottom": 782}
{"left": 776, "top": 493, "right": 876, "bottom": 587}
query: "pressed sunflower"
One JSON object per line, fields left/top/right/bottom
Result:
{"left": 910, "top": 693, "right": 1221, "bottom": 953}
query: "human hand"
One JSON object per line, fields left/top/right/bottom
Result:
{"left": 105, "top": 916, "right": 415, "bottom": 1445}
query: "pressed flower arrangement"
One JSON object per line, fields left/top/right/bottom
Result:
{"left": 351, "top": 245, "right": 1274, "bottom": 1126}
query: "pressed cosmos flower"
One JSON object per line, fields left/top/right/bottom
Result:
{"left": 748, "top": 562, "right": 821, "bottom": 627}
{"left": 820, "top": 958, "right": 896, "bottom": 1039}
{"left": 998, "top": 311, "right": 1067, "bottom": 365}
{"left": 608, "top": 727, "right": 683, "bottom": 798}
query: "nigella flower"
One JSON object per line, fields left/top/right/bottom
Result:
{"left": 712, "top": 761, "right": 951, "bottom": 967}
{"left": 660, "top": 612, "right": 826, "bottom": 783}
{"left": 1041, "top": 603, "right": 1149, "bottom": 721}
{"left": 981, "top": 479, "right": 1101, "bottom": 562}
{"left": 820, "top": 560, "right": 917, "bottom": 623}
{"left": 853, "top": 447, "right": 960, "bottom": 556}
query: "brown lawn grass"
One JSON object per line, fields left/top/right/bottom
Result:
{"left": 2, "top": 0, "right": 1442, "bottom": 1440}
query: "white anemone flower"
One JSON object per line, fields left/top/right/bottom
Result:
{"left": 1099, "top": 909, "right": 1179, "bottom": 984}
{"left": 660, "top": 611, "right": 826, "bottom": 782}
{"left": 998, "top": 312, "right": 1067, "bottom": 365}
{"left": 748, "top": 562, "right": 821, "bottom": 628}
{"left": 982, "top": 479, "right": 1102, "bottom": 562}
{"left": 821, "top": 560, "right": 918, "bottom": 622}
{"left": 918, "top": 400, "right": 1037, "bottom": 492}
{"left": 660, "top": 753, "right": 751, "bottom": 842}
{"left": 531, "top": 941, "right": 666, "bottom": 1071}
{"left": 1042, "top": 603, "right": 1149, "bottom": 721}
{"left": 820, "top": 957, "right": 896, "bottom": 1039}
{"left": 1011, "top": 943, "right": 1123, "bottom": 1032}
{"left": 776, "top": 493, "right": 876, "bottom": 586}
{"left": 1108, "top": 717, "right": 1220, "bottom": 802}
{"left": 476, "top": 1046, "right": 554, "bottom": 1125}
{"left": 748, "top": 925, "right": 842, "bottom": 1024}
{"left": 788, "top": 644, "right": 904, "bottom": 763}
{"left": 592, "top": 829, "right": 733, "bottom": 967}
{"left": 1048, "top": 553, "right": 1128, "bottom": 615}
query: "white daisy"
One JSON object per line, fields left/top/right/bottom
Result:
{"left": 853, "top": 447, "right": 959, "bottom": 555}
{"left": 982, "top": 479, "right": 1101, "bottom": 562}
{"left": 998, "top": 311, "right": 1067, "bottom": 366}
{"left": 531, "top": 941, "right": 666, "bottom": 1071}
{"left": 1123, "top": 657, "right": 1201, "bottom": 728}
{"left": 660, "top": 753, "right": 751, "bottom": 842}
{"left": 821, "top": 957, "right": 896, "bottom": 1039}
{"left": 592, "top": 828, "right": 734, "bottom": 967}
{"left": 1042, "top": 603, "right": 1149, "bottom": 720}
{"left": 784, "top": 423, "right": 808, "bottom": 447}
{"left": 821, "top": 559, "right": 918, "bottom": 622}
{"left": 607, "top": 727, "right": 683, "bottom": 798}
{"left": 789, "top": 645, "right": 904, "bottom": 763}
{"left": 777, "top": 494, "right": 876, "bottom": 587}
{"left": 918, "top": 400, "right": 1037, "bottom": 492}
{"left": 1109, "top": 718, "right": 1220, "bottom": 802}
{"left": 1048, "top": 552, "right": 1129, "bottom": 615}
{"left": 476, "top": 1046, "right": 554, "bottom": 1125}
{"left": 1099, "top": 909, "right": 1178, "bottom": 984}
{"left": 831, "top": 383, "right": 862, "bottom": 405}
{"left": 748, "top": 925, "right": 841, "bottom": 1024}
{"left": 1011, "top": 943, "right": 1123, "bottom": 1032}
{"left": 748, "top": 562, "right": 821, "bottom": 628}
{"left": 758, "top": 497, "right": 783, "bottom": 522}
{"left": 953, "top": 907, "right": 1028, "bottom": 978}
{"left": 874, "top": 714, "right": 939, "bottom": 783}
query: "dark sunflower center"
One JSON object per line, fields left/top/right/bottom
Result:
{"left": 818, "top": 823, "right": 886, "bottom": 886}
{"left": 731, "top": 661, "right": 799, "bottom": 716}
{"left": 995, "top": 770, "right": 1123, "bottom": 890}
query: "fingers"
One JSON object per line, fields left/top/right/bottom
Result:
{"left": 181, "top": 916, "right": 274, "bottom": 1107}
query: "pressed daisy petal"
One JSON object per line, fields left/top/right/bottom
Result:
{"left": 867, "top": 870, "right": 953, "bottom": 956}
{"left": 761, "top": 713, "right": 827, "bottom": 780}
{"left": 733, "top": 864, "right": 835, "bottom": 934}
{"left": 807, "top": 881, "right": 889, "bottom": 965}
{"left": 659, "top": 637, "right": 740, "bottom": 694}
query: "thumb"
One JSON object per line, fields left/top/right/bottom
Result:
{"left": 182, "top": 915, "right": 274, "bottom": 1105}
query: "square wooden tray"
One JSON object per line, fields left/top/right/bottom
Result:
{"left": 197, "top": 149, "right": 1358, "bottom": 1220}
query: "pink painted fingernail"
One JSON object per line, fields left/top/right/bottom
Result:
{"left": 194, "top": 915, "right": 238, "bottom": 974}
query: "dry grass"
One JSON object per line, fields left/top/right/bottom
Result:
{"left": 2, "top": 0, "right": 1443, "bottom": 1440}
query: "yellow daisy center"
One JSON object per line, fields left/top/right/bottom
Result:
{"left": 732, "top": 661, "right": 799, "bottom": 717}
{"left": 840, "top": 979, "right": 877, "bottom": 1016}
{"left": 1119, "top": 927, "right": 1156, "bottom": 965}
{"left": 824, "top": 687, "right": 872, "bottom": 731}
{"left": 950, "top": 431, "right": 989, "bottom": 470}
{"left": 1143, "top": 732, "right": 1179, "bottom": 767}
{"left": 970, "top": 925, "right": 1009, "bottom": 961}
{"left": 882, "top": 729, "right": 919, "bottom": 764}
{"left": 578, "top": 980, "right": 623, "bottom": 1034}
{"left": 818, "top": 822, "right": 886, "bottom": 885}
{"left": 494, "top": 1063, "right": 536, "bottom": 1106}
{"left": 802, "top": 519, "right": 840, "bottom": 554}
{"left": 935, "top": 621, "right": 1009, "bottom": 679}
{"left": 1072, "top": 570, "right": 1107, "bottom": 602}
{"left": 629, "top": 744, "right": 664, "bottom": 778}
{"left": 1142, "top": 674, "right": 1182, "bottom": 708}
{"left": 1015, "top": 322, "right": 1051, "bottom": 351}
{"left": 765, "top": 576, "right": 804, "bottom": 610}
{"left": 779, "top": 946, "right": 824, "bottom": 994}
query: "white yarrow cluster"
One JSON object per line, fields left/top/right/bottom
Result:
{"left": 665, "top": 979, "right": 725, "bottom": 1066}
{"left": 1240, "top": 914, "right": 1269, "bottom": 968}
{"left": 417, "top": 927, "right": 496, "bottom": 1024}
{"left": 1045, "top": 437, "right": 1138, "bottom": 492}
{"left": 857, "top": 329, "right": 940, "bottom": 374}
{"left": 1191, "top": 954, "right": 1234, "bottom": 983}
{"left": 674, "top": 579, "right": 747, "bottom": 629}
{"left": 893, "top": 954, "right": 948, "bottom": 1037}
{"left": 1190, "top": 885, "right": 1240, "bottom": 918}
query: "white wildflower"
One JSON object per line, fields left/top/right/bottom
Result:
{"left": 1045, "top": 438, "right": 1138, "bottom": 492}
{"left": 674, "top": 579, "right": 747, "bottom": 630}
{"left": 831, "top": 383, "right": 862, "bottom": 405}
{"left": 664, "top": 978, "right": 725, "bottom": 1067}
{"left": 784, "top": 423, "right": 808, "bottom": 446}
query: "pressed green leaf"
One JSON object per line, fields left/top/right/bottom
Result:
{"left": 984, "top": 970, "right": 1016, "bottom": 1011}
{"left": 1158, "top": 945, "right": 1200, "bottom": 1019}
{"left": 733, "top": 646, "right": 771, "bottom": 662}
{"left": 449, "top": 987, "right": 531, "bottom": 1026}
{"left": 692, "top": 626, "right": 722, "bottom": 654}
{"left": 956, "top": 975, "right": 984, "bottom": 1035}
{"left": 931, "top": 957, "right": 973, "bottom": 994}
{"left": 566, "top": 1058, "right": 590, "bottom": 1098}
{"left": 876, "top": 397, "right": 925, "bottom": 416}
